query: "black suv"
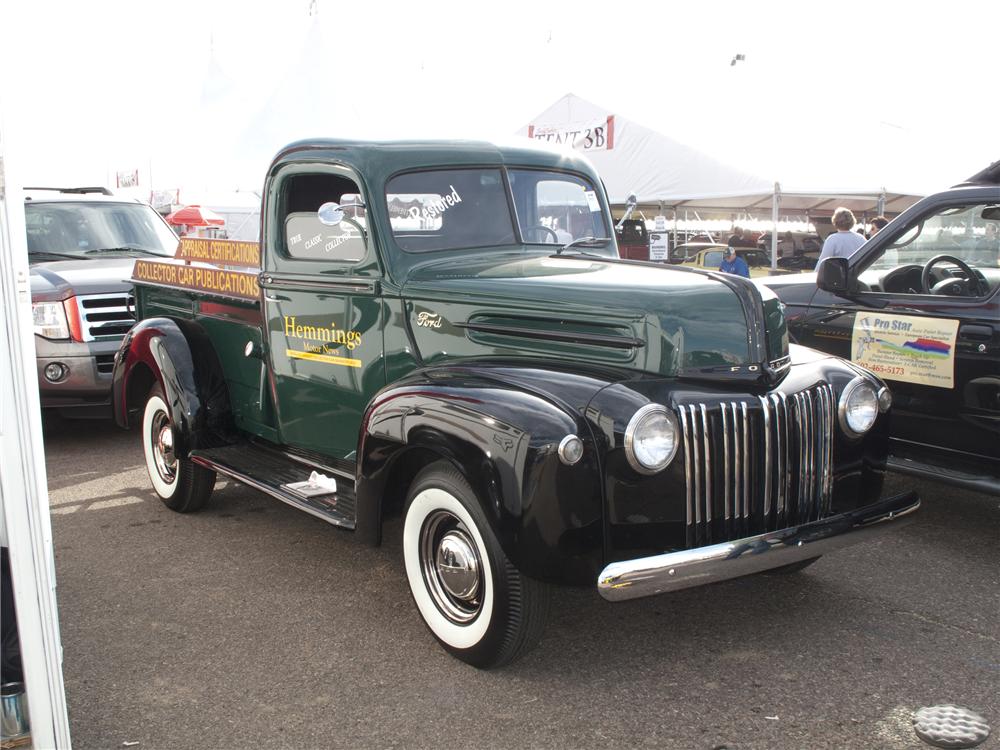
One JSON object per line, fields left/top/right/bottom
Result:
{"left": 27, "top": 187, "right": 178, "bottom": 416}
{"left": 761, "top": 162, "right": 1000, "bottom": 495}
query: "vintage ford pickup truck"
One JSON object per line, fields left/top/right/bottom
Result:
{"left": 112, "top": 139, "right": 919, "bottom": 667}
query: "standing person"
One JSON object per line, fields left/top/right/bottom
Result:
{"left": 719, "top": 247, "right": 750, "bottom": 277}
{"left": 974, "top": 222, "right": 999, "bottom": 264}
{"left": 979, "top": 222, "right": 999, "bottom": 251}
{"left": 869, "top": 216, "right": 889, "bottom": 237}
{"left": 551, "top": 217, "right": 573, "bottom": 244}
{"left": 727, "top": 226, "right": 748, "bottom": 247}
{"left": 818, "top": 207, "right": 866, "bottom": 263}
{"left": 778, "top": 231, "right": 796, "bottom": 258}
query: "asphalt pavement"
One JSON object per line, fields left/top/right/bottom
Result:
{"left": 41, "top": 416, "right": 999, "bottom": 750}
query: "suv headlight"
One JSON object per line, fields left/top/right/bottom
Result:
{"left": 838, "top": 377, "right": 879, "bottom": 437}
{"left": 624, "top": 404, "right": 680, "bottom": 474}
{"left": 32, "top": 301, "right": 70, "bottom": 339}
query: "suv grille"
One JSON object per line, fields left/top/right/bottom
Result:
{"left": 95, "top": 354, "right": 116, "bottom": 375}
{"left": 677, "top": 383, "right": 835, "bottom": 547}
{"left": 75, "top": 293, "right": 135, "bottom": 341}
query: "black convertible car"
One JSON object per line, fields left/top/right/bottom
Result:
{"left": 761, "top": 162, "right": 1000, "bottom": 495}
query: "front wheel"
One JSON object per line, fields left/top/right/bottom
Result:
{"left": 141, "top": 385, "right": 215, "bottom": 512}
{"left": 403, "top": 462, "right": 550, "bottom": 669}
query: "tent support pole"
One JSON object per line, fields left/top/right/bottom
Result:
{"left": 771, "top": 182, "right": 780, "bottom": 271}
{"left": 672, "top": 208, "right": 678, "bottom": 255}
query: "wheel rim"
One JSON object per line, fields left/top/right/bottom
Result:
{"left": 149, "top": 408, "right": 177, "bottom": 485}
{"left": 420, "top": 510, "right": 484, "bottom": 624}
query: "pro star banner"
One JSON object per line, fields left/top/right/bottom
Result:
{"left": 851, "top": 313, "right": 959, "bottom": 388}
{"left": 526, "top": 115, "right": 616, "bottom": 152}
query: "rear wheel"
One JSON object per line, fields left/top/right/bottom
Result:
{"left": 141, "top": 385, "right": 215, "bottom": 512}
{"left": 403, "top": 462, "right": 550, "bottom": 669}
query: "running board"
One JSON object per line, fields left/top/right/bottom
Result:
{"left": 189, "top": 443, "right": 357, "bottom": 530}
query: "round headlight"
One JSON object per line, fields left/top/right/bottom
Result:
{"left": 624, "top": 404, "right": 679, "bottom": 474}
{"left": 838, "top": 378, "right": 879, "bottom": 437}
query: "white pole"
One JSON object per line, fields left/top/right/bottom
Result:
{"left": 0, "top": 90, "right": 73, "bottom": 749}
{"left": 771, "top": 182, "right": 780, "bottom": 271}
{"left": 672, "top": 207, "right": 678, "bottom": 255}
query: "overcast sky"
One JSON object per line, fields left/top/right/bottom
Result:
{"left": 2, "top": 0, "right": 996, "bottom": 199}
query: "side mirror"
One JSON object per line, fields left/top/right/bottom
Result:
{"left": 317, "top": 202, "right": 345, "bottom": 226}
{"left": 318, "top": 199, "right": 367, "bottom": 227}
{"left": 816, "top": 257, "right": 850, "bottom": 293}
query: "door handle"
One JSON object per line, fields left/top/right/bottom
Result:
{"left": 959, "top": 325, "right": 992, "bottom": 341}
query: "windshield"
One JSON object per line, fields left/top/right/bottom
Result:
{"left": 868, "top": 202, "right": 1000, "bottom": 271}
{"left": 508, "top": 169, "right": 611, "bottom": 252}
{"left": 25, "top": 201, "right": 178, "bottom": 258}
{"left": 384, "top": 167, "right": 612, "bottom": 255}
{"left": 386, "top": 168, "right": 515, "bottom": 252}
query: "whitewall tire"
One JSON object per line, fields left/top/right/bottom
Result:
{"left": 402, "top": 461, "right": 550, "bottom": 668}
{"left": 141, "top": 385, "right": 215, "bottom": 512}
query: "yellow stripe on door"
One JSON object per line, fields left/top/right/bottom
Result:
{"left": 286, "top": 349, "right": 362, "bottom": 368}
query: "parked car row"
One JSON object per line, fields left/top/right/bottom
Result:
{"left": 22, "top": 156, "right": 996, "bottom": 671}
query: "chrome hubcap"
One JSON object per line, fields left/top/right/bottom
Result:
{"left": 420, "top": 510, "right": 484, "bottom": 624}
{"left": 436, "top": 530, "right": 480, "bottom": 601}
{"left": 150, "top": 411, "right": 177, "bottom": 484}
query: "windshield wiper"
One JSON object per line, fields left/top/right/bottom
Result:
{"left": 555, "top": 236, "right": 612, "bottom": 255}
{"left": 28, "top": 250, "right": 87, "bottom": 261}
{"left": 559, "top": 249, "right": 607, "bottom": 259}
{"left": 84, "top": 246, "right": 168, "bottom": 257}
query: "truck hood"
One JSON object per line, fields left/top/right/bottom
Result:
{"left": 29, "top": 257, "right": 137, "bottom": 301}
{"left": 403, "top": 254, "right": 786, "bottom": 378}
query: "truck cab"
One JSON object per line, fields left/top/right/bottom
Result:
{"left": 113, "top": 139, "right": 918, "bottom": 668}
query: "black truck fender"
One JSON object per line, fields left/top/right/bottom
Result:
{"left": 112, "top": 317, "right": 231, "bottom": 458}
{"left": 355, "top": 368, "right": 608, "bottom": 585}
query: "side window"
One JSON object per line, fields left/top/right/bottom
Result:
{"left": 704, "top": 250, "right": 724, "bottom": 267}
{"left": 859, "top": 202, "right": 1000, "bottom": 297}
{"left": 281, "top": 172, "right": 367, "bottom": 262}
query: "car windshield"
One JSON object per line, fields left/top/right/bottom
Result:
{"left": 507, "top": 169, "right": 611, "bottom": 253}
{"left": 384, "top": 167, "right": 612, "bottom": 255}
{"left": 25, "top": 201, "right": 178, "bottom": 258}
{"left": 868, "top": 202, "right": 1000, "bottom": 271}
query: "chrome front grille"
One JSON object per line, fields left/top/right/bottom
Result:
{"left": 678, "top": 384, "right": 835, "bottom": 546}
{"left": 75, "top": 293, "right": 135, "bottom": 341}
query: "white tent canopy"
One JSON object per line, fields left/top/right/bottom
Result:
{"left": 516, "top": 93, "right": 772, "bottom": 209}
{"left": 516, "top": 94, "right": 924, "bottom": 219}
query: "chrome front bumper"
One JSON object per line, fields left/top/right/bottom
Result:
{"left": 597, "top": 491, "right": 919, "bottom": 602}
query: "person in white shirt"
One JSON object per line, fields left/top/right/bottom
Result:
{"left": 778, "top": 232, "right": 796, "bottom": 258}
{"left": 552, "top": 218, "right": 573, "bottom": 244}
{"left": 818, "top": 207, "right": 866, "bottom": 263}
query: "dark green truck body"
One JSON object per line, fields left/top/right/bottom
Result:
{"left": 112, "top": 139, "right": 918, "bottom": 667}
